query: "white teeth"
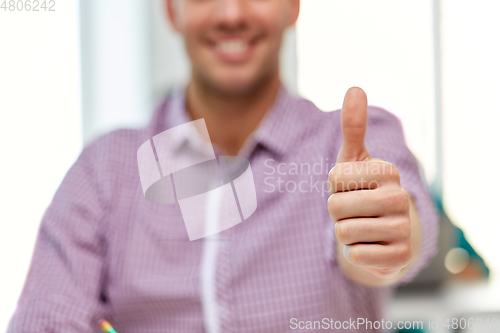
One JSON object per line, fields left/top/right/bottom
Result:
{"left": 216, "top": 40, "right": 249, "bottom": 54}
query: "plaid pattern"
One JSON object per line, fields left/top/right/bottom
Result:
{"left": 8, "top": 86, "right": 438, "bottom": 332}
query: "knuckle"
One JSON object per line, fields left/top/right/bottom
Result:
{"left": 388, "top": 163, "right": 401, "bottom": 181}
{"left": 381, "top": 163, "right": 400, "bottom": 183}
{"left": 378, "top": 190, "right": 394, "bottom": 210}
{"left": 395, "top": 243, "right": 412, "bottom": 266}
{"left": 396, "top": 190, "right": 410, "bottom": 214}
{"left": 381, "top": 189, "right": 408, "bottom": 212}
{"left": 393, "top": 218, "right": 412, "bottom": 241}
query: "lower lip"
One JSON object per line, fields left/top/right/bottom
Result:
{"left": 212, "top": 41, "right": 257, "bottom": 63}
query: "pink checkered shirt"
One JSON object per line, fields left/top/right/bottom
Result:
{"left": 8, "top": 86, "right": 438, "bottom": 332}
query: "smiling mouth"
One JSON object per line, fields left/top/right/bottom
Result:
{"left": 210, "top": 37, "right": 258, "bottom": 62}
{"left": 215, "top": 40, "right": 250, "bottom": 54}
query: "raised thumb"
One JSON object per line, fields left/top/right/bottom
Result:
{"left": 336, "top": 87, "right": 371, "bottom": 163}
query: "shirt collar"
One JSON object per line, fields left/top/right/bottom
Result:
{"left": 150, "top": 83, "right": 300, "bottom": 159}
{"left": 249, "top": 85, "right": 300, "bottom": 159}
{"left": 160, "top": 87, "right": 216, "bottom": 156}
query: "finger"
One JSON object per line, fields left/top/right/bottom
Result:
{"left": 328, "top": 160, "right": 400, "bottom": 194}
{"left": 337, "top": 87, "right": 371, "bottom": 163}
{"left": 343, "top": 242, "right": 412, "bottom": 270}
{"left": 328, "top": 190, "right": 383, "bottom": 221}
{"left": 335, "top": 217, "right": 411, "bottom": 245}
{"left": 327, "top": 188, "right": 409, "bottom": 221}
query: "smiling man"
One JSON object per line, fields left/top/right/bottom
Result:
{"left": 8, "top": 0, "right": 438, "bottom": 332}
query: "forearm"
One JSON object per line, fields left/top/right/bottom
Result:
{"left": 336, "top": 195, "right": 422, "bottom": 287}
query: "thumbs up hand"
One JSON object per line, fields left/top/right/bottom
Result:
{"left": 328, "top": 87, "right": 413, "bottom": 281}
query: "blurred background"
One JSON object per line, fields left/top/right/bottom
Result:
{"left": 1, "top": 0, "right": 500, "bottom": 331}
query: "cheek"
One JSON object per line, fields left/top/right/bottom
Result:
{"left": 179, "top": 8, "right": 210, "bottom": 52}
{"left": 182, "top": 28, "right": 210, "bottom": 64}
{"left": 254, "top": 11, "right": 289, "bottom": 51}
{"left": 258, "top": 23, "right": 285, "bottom": 60}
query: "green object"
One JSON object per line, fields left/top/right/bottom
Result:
{"left": 396, "top": 329, "right": 425, "bottom": 333}
{"left": 431, "top": 182, "right": 489, "bottom": 278}
{"left": 456, "top": 227, "right": 490, "bottom": 277}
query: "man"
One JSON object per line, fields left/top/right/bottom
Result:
{"left": 8, "top": 0, "right": 438, "bottom": 332}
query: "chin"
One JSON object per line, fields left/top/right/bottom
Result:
{"left": 215, "top": 67, "right": 276, "bottom": 95}
{"left": 194, "top": 60, "right": 274, "bottom": 96}
{"left": 217, "top": 79, "right": 256, "bottom": 95}
{"left": 204, "top": 73, "right": 261, "bottom": 96}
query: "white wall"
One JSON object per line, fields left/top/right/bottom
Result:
{"left": 0, "top": 2, "right": 82, "bottom": 330}
{"left": 151, "top": 0, "right": 189, "bottom": 102}
{"left": 80, "top": 0, "right": 153, "bottom": 145}
{"left": 296, "top": 0, "right": 437, "bottom": 185}
{"left": 441, "top": 0, "right": 500, "bottom": 280}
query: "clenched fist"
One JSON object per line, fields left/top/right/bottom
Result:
{"left": 328, "top": 87, "right": 417, "bottom": 283}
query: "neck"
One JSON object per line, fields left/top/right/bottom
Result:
{"left": 185, "top": 74, "right": 282, "bottom": 156}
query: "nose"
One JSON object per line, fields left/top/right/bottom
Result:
{"left": 214, "top": 0, "right": 247, "bottom": 30}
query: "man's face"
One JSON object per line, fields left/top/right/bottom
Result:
{"left": 168, "top": 0, "right": 299, "bottom": 95}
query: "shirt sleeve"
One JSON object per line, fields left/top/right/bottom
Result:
{"left": 364, "top": 106, "right": 440, "bottom": 285}
{"left": 7, "top": 141, "right": 110, "bottom": 332}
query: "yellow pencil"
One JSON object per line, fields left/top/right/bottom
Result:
{"left": 100, "top": 319, "right": 118, "bottom": 333}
